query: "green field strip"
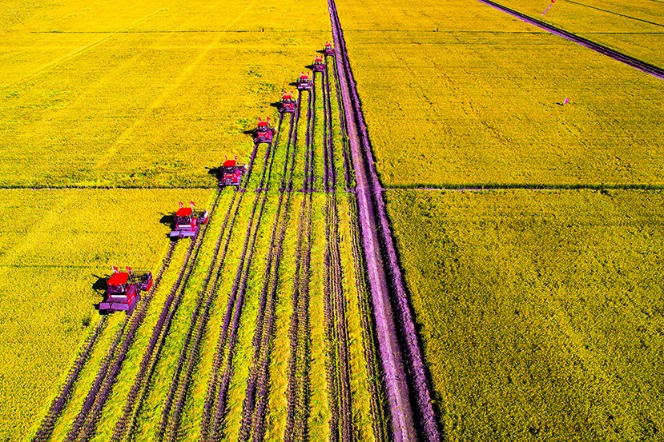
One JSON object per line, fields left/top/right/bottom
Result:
{"left": 308, "top": 193, "right": 331, "bottom": 441}
{"left": 111, "top": 192, "right": 230, "bottom": 441}
{"left": 313, "top": 72, "right": 325, "bottom": 190}
{"left": 387, "top": 188, "right": 664, "bottom": 440}
{"left": 220, "top": 194, "right": 277, "bottom": 440}
{"left": 265, "top": 193, "right": 299, "bottom": 440}
{"left": 176, "top": 192, "right": 253, "bottom": 441}
{"left": 336, "top": 195, "right": 376, "bottom": 441}
{"left": 87, "top": 240, "right": 193, "bottom": 442}
{"left": 40, "top": 314, "right": 124, "bottom": 441}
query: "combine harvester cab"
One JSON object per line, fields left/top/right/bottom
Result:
{"left": 170, "top": 202, "right": 209, "bottom": 239}
{"left": 324, "top": 41, "right": 334, "bottom": 56}
{"left": 296, "top": 71, "right": 313, "bottom": 91}
{"left": 99, "top": 266, "right": 153, "bottom": 315}
{"left": 312, "top": 55, "right": 326, "bottom": 72}
{"left": 254, "top": 117, "right": 276, "bottom": 144}
{"left": 219, "top": 157, "right": 247, "bottom": 187}
{"left": 279, "top": 90, "right": 297, "bottom": 114}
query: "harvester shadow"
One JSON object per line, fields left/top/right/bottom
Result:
{"left": 269, "top": 101, "right": 281, "bottom": 109}
{"left": 160, "top": 214, "right": 176, "bottom": 240}
{"left": 243, "top": 129, "right": 256, "bottom": 136}
{"left": 208, "top": 166, "right": 221, "bottom": 178}
{"left": 92, "top": 275, "right": 108, "bottom": 314}
{"left": 304, "top": 64, "right": 315, "bottom": 70}
{"left": 159, "top": 214, "right": 175, "bottom": 227}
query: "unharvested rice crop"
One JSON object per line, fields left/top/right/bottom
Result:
{"left": 334, "top": 0, "right": 664, "bottom": 187}
{"left": 491, "top": 0, "right": 664, "bottom": 67}
{"left": 0, "top": 188, "right": 212, "bottom": 440}
{"left": 387, "top": 189, "right": 664, "bottom": 440}
{"left": 0, "top": 0, "right": 330, "bottom": 188}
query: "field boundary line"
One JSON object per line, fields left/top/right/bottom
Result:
{"left": 479, "top": 0, "right": 664, "bottom": 79}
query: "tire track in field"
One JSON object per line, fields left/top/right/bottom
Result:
{"left": 321, "top": 58, "right": 354, "bottom": 442}
{"left": 201, "top": 115, "right": 283, "bottom": 442}
{"left": 283, "top": 84, "right": 316, "bottom": 442}
{"left": 328, "top": 0, "right": 442, "bottom": 440}
{"left": 237, "top": 107, "right": 300, "bottom": 441}
{"left": 479, "top": 0, "right": 664, "bottom": 79}
{"left": 328, "top": 42, "right": 391, "bottom": 442}
{"left": 32, "top": 316, "right": 108, "bottom": 442}
{"left": 56, "top": 239, "right": 176, "bottom": 442}
{"left": 112, "top": 139, "right": 262, "bottom": 442}
{"left": 65, "top": 191, "right": 220, "bottom": 442}
{"left": 160, "top": 116, "right": 281, "bottom": 442}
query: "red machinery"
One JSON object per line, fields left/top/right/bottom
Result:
{"left": 296, "top": 71, "right": 313, "bottom": 91}
{"left": 280, "top": 90, "right": 297, "bottom": 114}
{"left": 99, "top": 266, "right": 152, "bottom": 315}
{"left": 312, "top": 55, "right": 326, "bottom": 72}
{"left": 324, "top": 41, "right": 334, "bottom": 56}
{"left": 219, "top": 157, "right": 247, "bottom": 187}
{"left": 254, "top": 117, "right": 276, "bottom": 144}
{"left": 170, "top": 202, "right": 209, "bottom": 239}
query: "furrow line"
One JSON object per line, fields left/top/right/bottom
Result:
{"left": 202, "top": 116, "right": 284, "bottom": 441}
{"left": 157, "top": 115, "right": 277, "bottom": 442}
{"left": 238, "top": 111, "right": 298, "bottom": 441}
{"left": 61, "top": 240, "right": 177, "bottom": 442}
{"left": 76, "top": 191, "right": 221, "bottom": 441}
{"left": 329, "top": 0, "right": 441, "bottom": 439}
{"left": 33, "top": 316, "right": 108, "bottom": 442}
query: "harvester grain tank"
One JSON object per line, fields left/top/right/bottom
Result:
{"left": 219, "top": 157, "right": 247, "bottom": 187}
{"left": 170, "top": 201, "right": 209, "bottom": 239}
{"left": 254, "top": 117, "right": 276, "bottom": 144}
{"left": 280, "top": 90, "right": 297, "bottom": 114}
{"left": 324, "top": 41, "right": 334, "bottom": 56}
{"left": 312, "top": 55, "right": 326, "bottom": 72}
{"left": 296, "top": 71, "right": 313, "bottom": 91}
{"left": 99, "top": 266, "right": 152, "bottom": 315}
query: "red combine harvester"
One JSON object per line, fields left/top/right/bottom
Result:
{"left": 297, "top": 71, "right": 313, "bottom": 91}
{"left": 219, "top": 157, "right": 247, "bottom": 187}
{"left": 254, "top": 117, "right": 276, "bottom": 144}
{"left": 99, "top": 266, "right": 152, "bottom": 315}
{"left": 312, "top": 55, "right": 326, "bottom": 72}
{"left": 280, "top": 90, "right": 297, "bottom": 114}
{"left": 170, "top": 201, "right": 209, "bottom": 239}
{"left": 324, "top": 41, "right": 334, "bottom": 56}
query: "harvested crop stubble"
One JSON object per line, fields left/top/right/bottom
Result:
{"left": 334, "top": 0, "right": 664, "bottom": 187}
{"left": 387, "top": 189, "right": 664, "bottom": 440}
{"left": 0, "top": 188, "right": 210, "bottom": 440}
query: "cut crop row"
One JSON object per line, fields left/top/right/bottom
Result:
{"left": 321, "top": 55, "right": 355, "bottom": 442}
{"left": 154, "top": 120, "right": 273, "bottom": 442}
{"left": 283, "top": 86, "right": 316, "bottom": 442}
{"left": 65, "top": 191, "right": 220, "bottom": 442}
{"left": 201, "top": 115, "right": 285, "bottom": 442}
{"left": 32, "top": 316, "right": 108, "bottom": 442}
{"left": 238, "top": 104, "right": 301, "bottom": 441}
